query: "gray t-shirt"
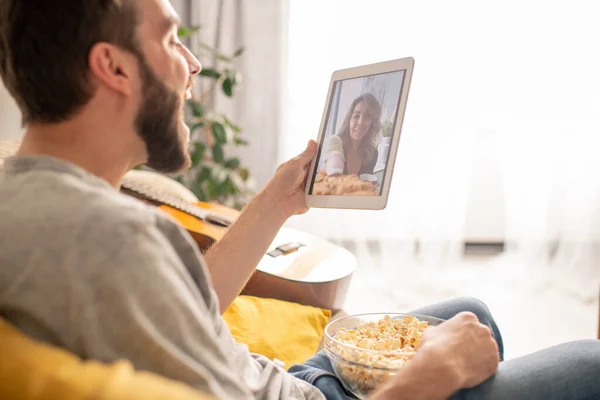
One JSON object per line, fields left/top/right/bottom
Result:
{"left": 0, "top": 155, "right": 323, "bottom": 400}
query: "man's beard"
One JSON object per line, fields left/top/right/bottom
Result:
{"left": 134, "top": 55, "right": 190, "bottom": 174}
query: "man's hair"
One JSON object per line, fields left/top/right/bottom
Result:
{"left": 0, "top": 0, "right": 140, "bottom": 125}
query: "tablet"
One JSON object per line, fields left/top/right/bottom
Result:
{"left": 305, "top": 57, "right": 414, "bottom": 210}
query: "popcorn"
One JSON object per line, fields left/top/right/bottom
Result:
{"left": 328, "top": 315, "right": 433, "bottom": 396}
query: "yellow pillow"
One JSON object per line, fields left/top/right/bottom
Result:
{"left": 223, "top": 295, "right": 331, "bottom": 369}
{"left": 0, "top": 319, "right": 213, "bottom": 400}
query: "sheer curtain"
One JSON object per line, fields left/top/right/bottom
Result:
{"left": 282, "top": 0, "right": 600, "bottom": 275}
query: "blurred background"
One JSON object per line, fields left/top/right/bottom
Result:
{"left": 2, "top": 0, "right": 599, "bottom": 360}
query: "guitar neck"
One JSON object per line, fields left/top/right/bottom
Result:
{"left": 120, "top": 177, "right": 233, "bottom": 228}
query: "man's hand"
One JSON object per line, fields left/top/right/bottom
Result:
{"left": 419, "top": 312, "right": 500, "bottom": 388}
{"left": 370, "top": 312, "right": 500, "bottom": 400}
{"left": 203, "top": 140, "right": 317, "bottom": 312}
{"left": 263, "top": 140, "right": 318, "bottom": 219}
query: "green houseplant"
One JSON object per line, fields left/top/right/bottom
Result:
{"left": 380, "top": 118, "right": 393, "bottom": 138}
{"left": 173, "top": 25, "right": 254, "bottom": 210}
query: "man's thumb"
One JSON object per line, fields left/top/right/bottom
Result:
{"left": 302, "top": 140, "right": 318, "bottom": 157}
{"left": 292, "top": 140, "right": 318, "bottom": 166}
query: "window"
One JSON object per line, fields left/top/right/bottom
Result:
{"left": 284, "top": 0, "right": 600, "bottom": 245}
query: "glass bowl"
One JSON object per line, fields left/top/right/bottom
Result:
{"left": 323, "top": 312, "right": 445, "bottom": 399}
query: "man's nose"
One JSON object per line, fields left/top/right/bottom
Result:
{"left": 182, "top": 45, "right": 202, "bottom": 75}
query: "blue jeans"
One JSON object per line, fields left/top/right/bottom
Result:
{"left": 288, "top": 297, "right": 600, "bottom": 399}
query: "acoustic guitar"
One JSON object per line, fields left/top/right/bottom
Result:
{"left": 120, "top": 171, "right": 357, "bottom": 312}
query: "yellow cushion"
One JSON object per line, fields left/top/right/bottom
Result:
{"left": 223, "top": 295, "right": 331, "bottom": 369}
{"left": 0, "top": 319, "right": 213, "bottom": 400}
{"left": 0, "top": 295, "right": 331, "bottom": 399}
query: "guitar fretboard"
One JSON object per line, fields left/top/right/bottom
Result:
{"left": 121, "top": 177, "right": 233, "bottom": 228}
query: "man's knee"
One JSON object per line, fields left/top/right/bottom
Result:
{"left": 452, "top": 297, "right": 493, "bottom": 323}
{"left": 566, "top": 339, "right": 600, "bottom": 369}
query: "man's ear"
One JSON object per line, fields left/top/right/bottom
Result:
{"left": 88, "top": 43, "right": 136, "bottom": 96}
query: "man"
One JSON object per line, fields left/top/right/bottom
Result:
{"left": 0, "top": 1, "right": 598, "bottom": 399}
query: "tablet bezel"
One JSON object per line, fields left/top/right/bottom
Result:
{"left": 305, "top": 57, "right": 415, "bottom": 210}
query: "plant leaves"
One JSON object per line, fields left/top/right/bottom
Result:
{"left": 228, "top": 70, "right": 238, "bottom": 86}
{"left": 234, "top": 137, "right": 249, "bottom": 146}
{"left": 212, "top": 144, "right": 225, "bottom": 163}
{"left": 222, "top": 115, "right": 242, "bottom": 133}
{"left": 188, "top": 121, "right": 204, "bottom": 133}
{"left": 224, "top": 158, "right": 241, "bottom": 169}
{"left": 239, "top": 168, "right": 250, "bottom": 181}
{"left": 190, "top": 180, "right": 207, "bottom": 201}
{"left": 212, "top": 164, "right": 228, "bottom": 182}
{"left": 213, "top": 177, "right": 236, "bottom": 198}
{"left": 222, "top": 77, "right": 233, "bottom": 97}
{"left": 189, "top": 101, "right": 206, "bottom": 118}
{"left": 191, "top": 142, "right": 206, "bottom": 166}
{"left": 199, "top": 166, "right": 211, "bottom": 182}
{"left": 178, "top": 25, "right": 201, "bottom": 39}
{"left": 200, "top": 68, "right": 222, "bottom": 80}
{"left": 198, "top": 42, "right": 232, "bottom": 63}
{"left": 222, "top": 177, "right": 237, "bottom": 195}
{"left": 234, "top": 47, "right": 245, "bottom": 58}
{"left": 173, "top": 34, "right": 253, "bottom": 206}
{"left": 206, "top": 180, "right": 218, "bottom": 198}
{"left": 230, "top": 172, "right": 243, "bottom": 190}
{"left": 215, "top": 181, "right": 229, "bottom": 197}
{"left": 211, "top": 123, "right": 227, "bottom": 144}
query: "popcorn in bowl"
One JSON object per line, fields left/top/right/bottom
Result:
{"left": 324, "top": 313, "right": 445, "bottom": 399}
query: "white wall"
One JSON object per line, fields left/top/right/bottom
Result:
{"left": 0, "top": 80, "right": 23, "bottom": 140}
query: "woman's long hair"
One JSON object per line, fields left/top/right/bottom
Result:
{"left": 336, "top": 93, "right": 382, "bottom": 167}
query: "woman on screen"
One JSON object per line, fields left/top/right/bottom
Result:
{"left": 319, "top": 93, "right": 382, "bottom": 176}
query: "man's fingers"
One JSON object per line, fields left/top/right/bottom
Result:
{"left": 298, "top": 165, "right": 313, "bottom": 191}
{"left": 455, "top": 312, "right": 478, "bottom": 322}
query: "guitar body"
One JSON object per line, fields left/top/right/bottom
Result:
{"left": 158, "top": 202, "right": 356, "bottom": 312}
{"left": 241, "top": 227, "right": 356, "bottom": 312}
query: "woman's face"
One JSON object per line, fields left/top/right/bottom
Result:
{"left": 349, "top": 101, "right": 373, "bottom": 141}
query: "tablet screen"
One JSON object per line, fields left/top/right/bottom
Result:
{"left": 308, "top": 69, "right": 407, "bottom": 196}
